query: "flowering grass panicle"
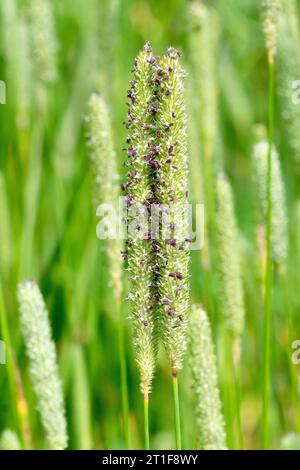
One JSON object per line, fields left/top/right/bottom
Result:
{"left": 215, "top": 174, "right": 245, "bottom": 341}
{"left": 252, "top": 140, "right": 288, "bottom": 265}
{"left": 123, "top": 42, "right": 158, "bottom": 396}
{"left": 188, "top": 305, "right": 227, "bottom": 450}
{"left": 153, "top": 48, "right": 190, "bottom": 375}
{"left": 28, "top": 0, "right": 58, "bottom": 84}
{"left": 0, "top": 430, "right": 21, "bottom": 450}
{"left": 262, "top": 0, "right": 281, "bottom": 63}
{"left": 17, "top": 281, "right": 68, "bottom": 450}
{"left": 85, "top": 91, "right": 122, "bottom": 301}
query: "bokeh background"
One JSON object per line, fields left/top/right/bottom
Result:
{"left": 1, "top": 0, "right": 300, "bottom": 450}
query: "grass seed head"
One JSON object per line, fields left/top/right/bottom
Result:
{"left": 28, "top": 0, "right": 58, "bottom": 84}
{"left": 252, "top": 139, "right": 288, "bottom": 265}
{"left": 0, "top": 430, "right": 21, "bottom": 450}
{"left": 153, "top": 48, "right": 190, "bottom": 375}
{"left": 188, "top": 305, "right": 227, "bottom": 450}
{"left": 123, "top": 42, "right": 159, "bottom": 395}
{"left": 17, "top": 281, "right": 68, "bottom": 450}
{"left": 215, "top": 173, "right": 245, "bottom": 340}
{"left": 262, "top": 0, "right": 281, "bottom": 63}
{"left": 85, "top": 92, "right": 123, "bottom": 300}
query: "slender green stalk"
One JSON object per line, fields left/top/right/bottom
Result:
{"left": 262, "top": 57, "right": 275, "bottom": 451}
{"left": 85, "top": 92, "right": 129, "bottom": 446}
{"left": 0, "top": 280, "right": 25, "bottom": 448}
{"left": 143, "top": 393, "right": 149, "bottom": 450}
{"left": 117, "top": 300, "right": 129, "bottom": 448}
{"left": 172, "top": 374, "right": 182, "bottom": 450}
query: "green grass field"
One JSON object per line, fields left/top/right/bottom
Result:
{"left": 1, "top": 0, "right": 300, "bottom": 450}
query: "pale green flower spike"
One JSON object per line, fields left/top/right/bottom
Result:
{"left": 215, "top": 174, "right": 245, "bottom": 340}
{"left": 262, "top": 0, "right": 281, "bottom": 62}
{"left": 188, "top": 305, "right": 227, "bottom": 450}
{"left": 28, "top": 0, "right": 58, "bottom": 84}
{"left": 252, "top": 140, "right": 288, "bottom": 265}
{"left": 280, "top": 433, "right": 300, "bottom": 450}
{"left": 0, "top": 430, "right": 21, "bottom": 450}
{"left": 123, "top": 42, "right": 158, "bottom": 396}
{"left": 277, "top": 0, "right": 300, "bottom": 168}
{"left": 17, "top": 281, "right": 68, "bottom": 450}
{"left": 85, "top": 92, "right": 122, "bottom": 301}
{"left": 153, "top": 48, "right": 190, "bottom": 375}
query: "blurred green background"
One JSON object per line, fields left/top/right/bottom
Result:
{"left": 1, "top": 0, "right": 300, "bottom": 450}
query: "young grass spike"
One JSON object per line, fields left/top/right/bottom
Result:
{"left": 28, "top": 0, "right": 58, "bottom": 84}
{"left": 123, "top": 42, "right": 158, "bottom": 398}
{"left": 252, "top": 140, "right": 288, "bottom": 266}
{"left": 0, "top": 430, "right": 21, "bottom": 450}
{"left": 85, "top": 92, "right": 123, "bottom": 301}
{"left": 17, "top": 281, "right": 68, "bottom": 450}
{"left": 215, "top": 173, "right": 245, "bottom": 344}
{"left": 153, "top": 48, "right": 190, "bottom": 376}
{"left": 262, "top": 0, "right": 281, "bottom": 63}
{"left": 188, "top": 305, "right": 227, "bottom": 450}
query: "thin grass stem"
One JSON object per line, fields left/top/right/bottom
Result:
{"left": 172, "top": 374, "right": 182, "bottom": 450}
{"left": 262, "top": 58, "right": 275, "bottom": 450}
{"left": 143, "top": 393, "right": 149, "bottom": 450}
{"left": 0, "top": 280, "right": 26, "bottom": 448}
{"left": 117, "top": 300, "right": 129, "bottom": 448}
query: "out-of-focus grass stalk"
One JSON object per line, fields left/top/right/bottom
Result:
{"left": 263, "top": 44, "right": 274, "bottom": 453}
{"left": 20, "top": 110, "right": 44, "bottom": 279}
{"left": 85, "top": 92, "right": 129, "bottom": 447}
{"left": 262, "top": 0, "right": 279, "bottom": 448}
{"left": 0, "top": 280, "right": 26, "bottom": 448}
{"left": 71, "top": 344, "right": 93, "bottom": 449}
{"left": 188, "top": 1, "right": 219, "bottom": 275}
{"left": 215, "top": 174, "right": 245, "bottom": 449}
{"left": 0, "top": 174, "right": 12, "bottom": 280}
{"left": 20, "top": 0, "right": 58, "bottom": 279}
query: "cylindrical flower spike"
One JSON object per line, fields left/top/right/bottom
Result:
{"left": 17, "top": 281, "right": 68, "bottom": 450}
{"left": 152, "top": 48, "right": 190, "bottom": 375}
{"left": 276, "top": 0, "right": 300, "bottom": 169}
{"left": 123, "top": 42, "right": 158, "bottom": 396}
{"left": 188, "top": 305, "right": 227, "bottom": 450}
{"left": 215, "top": 174, "right": 245, "bottom": 343}
{"left": 27, "top": 0, "right": 58, "bottom": 84}
{"left": 0, "top": 430, "right": 21, "bottom": 450}
{"left": 85, "top": 92, "right": 122, "bottom": 301}
{"left": 252, "top": 140, "right": 288, "bottom": 265}
{"left": 261, "top": 0, "right": 281, "bottom": 63}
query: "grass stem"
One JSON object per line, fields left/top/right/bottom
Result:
{"left": 262, "top": 58, "right": 275, "bottom": 450}
{"left": 117, "top": 300, "right": 129, "bottom": 448}
{"left": 143, "top": 392, "right": 149, "bottom": 450}
{"left": 172, "top": 373, "right": 182, "bottom": 450}
{"left": 0, "top": 280, "right": 26, "bottom": 448}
